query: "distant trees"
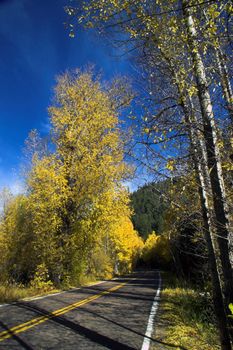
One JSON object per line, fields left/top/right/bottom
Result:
{"left": 131, "top": 177, "right": 208, "bottom": 280}
{"left": 130, "top": 182, "right": 167, "bottom": 239}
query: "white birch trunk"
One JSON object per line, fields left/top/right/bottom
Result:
{"left": 182, "top": 1, "right": 233, "bottom": 314}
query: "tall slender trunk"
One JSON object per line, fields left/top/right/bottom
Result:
{"left": 182, "top": 0, "right": 233, "bottom": 320}
{"left": 180, "top": 93, "right": 232, "bottom": 350}
{"left": 215, "top": 48, "right": 233, "bottom": 124}
{"left": 158, "top": 43, "right": 232, "bottom": 345}
{"left": 215, "top": 47, "right": 233, "bottom": 264}
{"left": 202, "top": 6, "right": 233, "bottom": 162}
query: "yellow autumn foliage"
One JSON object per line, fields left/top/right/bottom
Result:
{"left": 109, "top": 215, "right": 144, "bottom": 274}
{"left": 142, "top": 232, "right": 171, "bottom": 267}
{"left": 0, "top": 69, "right": 140, "bottom": 287}
{"left": 0, "top": 195, "right": 36, "bottom": 282}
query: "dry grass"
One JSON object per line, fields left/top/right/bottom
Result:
{"left": 0, "top": 283, "right": 59, "bottom": 304}
{"left": 0, "top": 275, "right": 101, "bottom": 304}
{"left": 0, "top": 284, "right": 36, "bottom": 303}
{"left": 151, "top": 272, "right": 221, "bottom": 350}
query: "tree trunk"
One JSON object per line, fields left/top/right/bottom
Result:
{"left": 215, "top": 48, "right": 233, "bottom": 124}
{"left": 215, "top": 47, "right": 233, "bottom": 264}
{"left": 182, "top": 0, "right": 233, "bottom": 324}
{"left": 180, "top": 93, "right": 232, "bottom": 349}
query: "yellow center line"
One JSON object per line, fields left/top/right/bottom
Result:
{"left": 0, "top": 279, "right": 132, "bottom": 342}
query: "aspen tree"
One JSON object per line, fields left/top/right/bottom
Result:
{"left": 182, "top": 0, "right": 233, "bottom": 316}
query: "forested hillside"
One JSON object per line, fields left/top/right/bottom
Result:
{"left": 0, "top": 1, "right": 233, "bottom": 349}
{"left": 130, "top": 181, "right": 168, "bottom": 239}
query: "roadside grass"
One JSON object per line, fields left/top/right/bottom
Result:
{"left": 0, "top": 283, "right": 59, "bottom": 304}
{"left": 0, "top": 275, "right": 100, "bottom": 304}
{"left": 152, "top": 272, "right": 220, "bottom": 350}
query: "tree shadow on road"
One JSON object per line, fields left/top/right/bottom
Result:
{"left": 11, "top": 302, "right": 136, "bottom": 350}
{"left": 14, "top": 301, "right": 188, "bottom": 350}
{"left": 0, "top": 270, "right": 188, "bottom": 350}
{"left": 75, "top": 286, "right": 156, "bottom": 302}
{"left": 0, "top": 319, "right": 34, "bottom": 350}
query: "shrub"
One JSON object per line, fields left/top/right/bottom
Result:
{"left": 30, "top": 263, "right": 54, "bottom": 291}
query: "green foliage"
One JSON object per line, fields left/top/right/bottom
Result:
{"left": 130, "top": 182, "right": 168, "bottom": 239}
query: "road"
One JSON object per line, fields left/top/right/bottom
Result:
{"left": 0, "top": 270, "right": 161, "bottom": 350}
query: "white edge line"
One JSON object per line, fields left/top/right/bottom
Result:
{"left": 141, "top": 271, "right": 161, "bottom": 350}
{"left": 0, "top": 280, "right": 107, "bottom": 308}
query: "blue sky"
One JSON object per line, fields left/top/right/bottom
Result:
{"left": 0, "top": 0, "right": 132, "bottom": 193}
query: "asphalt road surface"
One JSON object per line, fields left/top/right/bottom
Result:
{"left": 0, "top": 270, "right": 161, "bottom": 350}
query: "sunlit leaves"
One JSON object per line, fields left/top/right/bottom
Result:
{"left": 0, "top": 70, "right": 140, "bottom": 284}
{"left": 142, "top": 232, "right": 171, "bottom": 266}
